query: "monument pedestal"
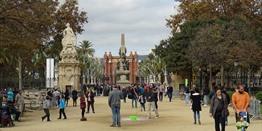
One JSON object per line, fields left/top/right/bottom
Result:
{"left": 58, "top": 62, "right": 80, "bottom": 91}
{"left": 58, "top": 23, "right": 81, "bottom": 91}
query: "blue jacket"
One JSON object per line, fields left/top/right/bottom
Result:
{"left": 59, "top": 99, "right": 66, "bottom": 109}
{"left": 7, "top": 90, "right": 14, "bottom": 102}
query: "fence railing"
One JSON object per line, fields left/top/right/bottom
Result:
{"left": 249, "top": 98, "right": 261, "bottom": 120}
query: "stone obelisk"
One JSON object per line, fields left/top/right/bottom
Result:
{"left": 58, "top": 23, "right": 81, "bottom": 91}
{"left": 116, "top": 33, "right": 130, "bottom": 88}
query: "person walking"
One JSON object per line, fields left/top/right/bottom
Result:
{"left": 41, "top": 96, "right": 51, "bottom": 122}
{"left": 80, "top": 93, "right": 87, "bottom": 121}
{"left": 131, "top": 86, "right": 138, "bottom": 108}
{"left": 147, "top": 87, "right": 159, "bottom": 119}
{"left": 64, "top": 89, "right": 70, "bottom": 107}
{"left": 121, "top": 87, "right": 127, "bottom": 103}
{"left": 86, "top": 89, "right": 95, "bottom": 113}
{"left": 191, "top": 88, "right": 202, "bottom": 125}
{"left": 14, "top": 90, "right": 24, "bottom": 121}
{"left": 72, "top": 89, "right": 78, "bottom": 107}
{"left": 153, "top": 87, "right": 159, "bottom": 111}
{"left": 166, "top": 85, "right": 173, "bottom": 102}
{"left": 159, "top": 85, "right": 164, "bottom": 102}
{"left": 138, "top": 94, "right": 146, "bottom": 112}
{"left": 108, "top": 86, "right": 122, "bottom": 127}
{"left": 232, "top": 84, "right": 250, "bottom": 123}
{"left": 184, "top": 86, "right": 191, "bottom": 105}
{"left": 209, "top": 88, "right": 228, "bottom": 131}
{"left": 58, "top": 95, "right": 67, "bottom": 119}
{"left": 203, "top": 87, "right": 210, "bottom": 107}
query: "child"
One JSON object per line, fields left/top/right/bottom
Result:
{"left": 58, "top": 95, "right": 67, "bottom": 119}
{"left": 138, "top": 95, "right": 146, "bottom": 112}
{"left": 236, "top": 112, "right": 249, "bottom": 131}
{"left": 41, "top": 96, "right": 51, "bottom": 122}
{"left": 80, "top": 94, "right": 87, "bottom": 121}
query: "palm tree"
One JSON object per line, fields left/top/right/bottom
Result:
{"left": 77, "top": 40, "right": 95, "bottom": 84}
{"left": 139, "top": 54, "right": 165, "bottom": 83}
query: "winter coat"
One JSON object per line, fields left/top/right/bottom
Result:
{"left": 108, "top": 88, "right": 122, "bottom": 108}
{"left": 209, "top": 94, "right": 228, "bottom": 118}
{"left": 191, "top": 92, "right": 202, "bottom": 111}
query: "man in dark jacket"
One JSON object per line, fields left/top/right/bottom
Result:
{"left": 147, "top": 87, "right": 159, "bottom": 119}
{"left": 166, "top": 85, "right": 173, "bottom": 102}
{"left": 108, "top": 86, "right": 123, "bottom": 127}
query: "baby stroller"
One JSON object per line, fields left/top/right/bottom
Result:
{"left": 236, "top": 112, "right": 249, "bottom": 131}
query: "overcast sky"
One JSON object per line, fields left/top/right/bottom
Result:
{"left": 75, "top": 0, "right": 179, "bottom": 57}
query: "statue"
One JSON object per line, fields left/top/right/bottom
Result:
{"left": 61, "top": 23, "right": 77, "bottom": 54}
{"left": 119, "top": 44, "right": 127, "bottom": 60}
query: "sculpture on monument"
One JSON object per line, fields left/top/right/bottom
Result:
{"left": 116, "top": 34, "right": 130, "bottom": 87}
{"left": 58, "top": 23, "right": 81, "bottom": 91}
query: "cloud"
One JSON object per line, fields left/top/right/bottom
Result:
{"left": 76, "top": 0, "right": 179, "bottom": 57}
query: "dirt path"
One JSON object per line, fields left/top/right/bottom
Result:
{"left": 2, "top": 97, "right": 262, "bottom": 131}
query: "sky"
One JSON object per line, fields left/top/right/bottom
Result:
{"left": 74, "top": 0, "right": 179, "bottom": 57}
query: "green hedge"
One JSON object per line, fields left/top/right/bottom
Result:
{"left": 255, "top": 91, "right": 262, "bottom": 102}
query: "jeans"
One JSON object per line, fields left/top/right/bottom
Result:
{"left": 214, "top": 113, "right": 225, "bottom": 131}
{"left": 59, "top": 108, "right": 67, "bottom": 119}
{"left": 87, "top": 101, "right": 95, "bottom": 113}
{"left": 185, "top": 93, "right": 190, "bottom": 105}
{"left": 193, "top": 111, "right": 200, "bottom": 123}
{"left": 132, "top": 98, "right": 137, "bottom": 108}
{"left": 203, "top": 95, "right": 209, "bottom": 105}
{"left": 111, "top": 105, "right": 121, "bottom": 126}
{"left": 148, "top": 102, "right": 159, "bottom": 118}
{"left": 42, "top": 109, "right": 50, "bottom": 121}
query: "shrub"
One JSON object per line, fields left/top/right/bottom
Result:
{"left": 227, "top": 91, "right": 234, "bottom": 101}
{"left": 255, "top": 91, "right": 262, "bottom": 102}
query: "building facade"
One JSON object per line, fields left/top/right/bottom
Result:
{"left": 103, "top": 51, "right": 138, "bottom": 85}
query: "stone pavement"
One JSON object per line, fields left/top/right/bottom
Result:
{"left": 3, "top": 97, "right": 262, "bottom": 131}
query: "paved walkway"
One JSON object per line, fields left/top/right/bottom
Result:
{"left": 3, "top": 97, "right": 262, "bottom": 131}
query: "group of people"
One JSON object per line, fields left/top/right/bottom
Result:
{"left": 107, "top": 83, "right": 174, "bottom": 127}
{"left": 188, "top": 84, "right": 250, "bottom": 131}
{"left": 0, "top": 88, "right": 24, "bottom": 128}
{"left": 41, "top": 87, "right": 96, "bottom": 122}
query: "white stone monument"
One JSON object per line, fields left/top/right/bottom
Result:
{"left": 58, "top": 23, "right": 81, "bottom": 91}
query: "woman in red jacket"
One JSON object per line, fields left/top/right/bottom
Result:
{"left": 80, "top": 94, "right": 86, "bottom": 121}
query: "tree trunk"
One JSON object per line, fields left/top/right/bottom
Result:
{"left": 18, "top": 57, "right": 22, "bottom": 90}
{"left": 209, "top": 64, "right": 212, "bottom": 89}
{"left": 220, "top": 65, "right": 224, "bottom": 86}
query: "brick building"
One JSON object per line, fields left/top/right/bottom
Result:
{"left": 103, "top": 34, "right": 138, "bottom": 85}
